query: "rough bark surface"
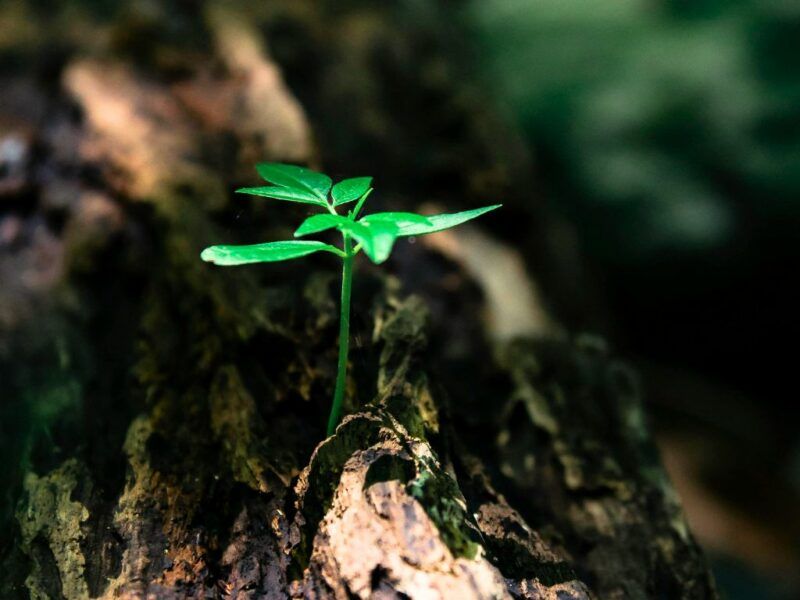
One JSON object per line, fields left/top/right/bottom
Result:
{"left": 1, "top": 2, "right": 717, "bottom": 599}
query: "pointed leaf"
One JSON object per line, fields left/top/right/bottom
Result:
{"left": 395, "top": 205, "right": 502, "bottom": 237}
{"left": 350, "top": 187, "right": 373, "bottom": 219}
{"left": 360, "top": 212, "right": 432, "bottom": 229}
{"left": 236, "top": 186, "right": 327, "bottom": 206}
{"left": 294, "top": 214, "right": 399, "bottom": 264}
{"left": 294, "top": 214, "right": 351, "bottom": 237}
{"left": 357, "top": 220, "right": 398, "bottom": 264}
{"left": 201, "top": 240, "right": 340, "bottom": 266}
{"left": 255, "top": 163, "right": 332, "bottom": 201}
{"left": 332, "top": 177, "right": 373, "bottom": 206}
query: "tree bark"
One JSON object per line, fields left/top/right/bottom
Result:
{"left": 0, "top": 2, "right": 717, "bottom": 599}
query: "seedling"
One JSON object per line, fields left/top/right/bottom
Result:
{"left": 202, "top": 163, "right": 500, "bottom": 436}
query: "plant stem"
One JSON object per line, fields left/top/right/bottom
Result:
{"left": 328, "top": 234, "right": 353, "bottom": 436}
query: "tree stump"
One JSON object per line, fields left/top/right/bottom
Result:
{"left": 0, "top": 2, "right": 717, "bottom": 598}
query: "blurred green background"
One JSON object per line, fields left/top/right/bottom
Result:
{"left": 463, "top": 1, "right": 800, "bottom": 598}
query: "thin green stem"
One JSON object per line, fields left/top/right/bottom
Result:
{"left": 328, "top": 233, "right": 354, "bottom": 436}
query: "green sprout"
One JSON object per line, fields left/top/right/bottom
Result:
{"left": 201, "top": 163, "right": 500, "bottom": 436}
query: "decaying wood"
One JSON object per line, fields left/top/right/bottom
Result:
{"left": 0, "top": 2, "right": 716, "bottom": 599}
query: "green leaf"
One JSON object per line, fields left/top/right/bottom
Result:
{"left": 295, "top": 215, "right": 376, "bottom": 252}
{"left": 350, "top": 187, "right": 373, "bottom": 219}
{"left": 294, "top": 214, "right": 399, "bottom": 264}
{"left": 236, "top": 186, "right": 327, "bottom": 206}
{"left": 331, "top": 177, "right": 373, "bottom": 206}
{"left": 357, "top": 220, "right": 398, "bottom": 264}
{"left": 294, "top": 214, "right": 352, "bottom": 237}
{"left": 201, "top": 240, "right": 341, "bottom": 266}
{"left": 395, "top": 205, "right": 502, "bottom": 237}
{"left": 255, "top": 163, "right": 332, "bottom": 201}
{"left": 360, "top": 212, "right": 432, "bottom": 229}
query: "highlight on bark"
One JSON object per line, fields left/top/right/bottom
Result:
{"left": 201, "top": 162, "right": 500, "bottom": 436}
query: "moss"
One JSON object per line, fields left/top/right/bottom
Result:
{"left": 407, "top": 455, "right": 482, "bottom": 560}
{"left": 363, "top": 453, "right": 416, "bottom": 489}
{"left": 372, "top": 290, "right": 440, "bottom": 440}
{"left": 209, "top": 365, "right": 293, "bottom": 492}
{"left": 17, "top": 459, "right": 90, "bottom": 600}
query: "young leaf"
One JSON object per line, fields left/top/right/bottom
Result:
{"left": 359, "top": 212, "right": 431, "bottom": 229}
{"left": 349, "top": 187, "right": 373, "bottom": 219}
{"left": 236, "top": 186, "right": 328, "bottom": 207}
{"left": 331, "top": 177, "right": 373, "bottom": 206}
{"left": 395, "top": 205, "right": 502, "bottom": 237}
{"left": 255, "top": 163, "right": 332, "bottom": 201}
{"left": 201, "top": 240, "right": 341, "bottom": 266}
{"left": 357, "top": 220, "right": 398, "bottom": 264}
{"left": 294, "top": 214, "right": 351, "bottom": 237}
{"left": 294, "top": 214, "right": 399, "bottom": 264}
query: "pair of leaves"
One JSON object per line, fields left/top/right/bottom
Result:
{"left": 291, "top": 206, "right": 499, "bottom": 263}
{"left": 294, "top": 212, "right": 431, "bottom": 263}
{"left": 237, "top": 163, "right": 372, "bottom": 208}
{"left": 201, "top": 205, "right": 502, "bottom": 266}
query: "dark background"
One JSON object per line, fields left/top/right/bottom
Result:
{"left": 462, "top": 1, "right": 800, "bottom": 597}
